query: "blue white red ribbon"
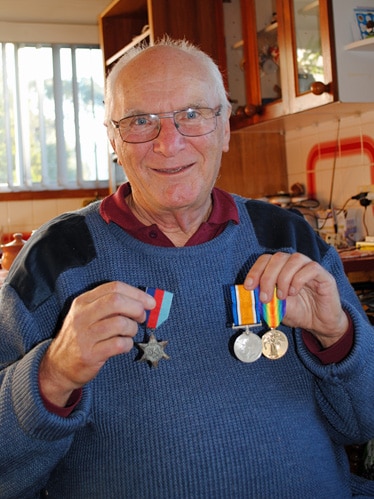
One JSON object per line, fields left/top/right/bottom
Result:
{"left": 145, "top": 287, "right": 173, "bottom": 329}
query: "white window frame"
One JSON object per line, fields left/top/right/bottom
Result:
{"left": 0, "top": 42, "right": 109, "bottom": 193}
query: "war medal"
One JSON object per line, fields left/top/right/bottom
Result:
{"left": 137, "top": 287, "right": 173, "bottom": 368}
{"left": 259, "top": 288, "right": 288, "bottom": 360}
{"left": 137, "top": 334, "right": 169, "bottom": 368}
{"left": 231, "top": 285, "right": 262, "bottom": 363}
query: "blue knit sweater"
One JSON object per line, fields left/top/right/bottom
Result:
{"left": 1, "top": 195, "right": 374, "bottom": 498}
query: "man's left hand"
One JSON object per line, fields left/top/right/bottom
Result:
{"left": 244, "top": 252, "right": 348, "bottom": 348}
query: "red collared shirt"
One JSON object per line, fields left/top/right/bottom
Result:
{"left": 100, "top": 182, "right": 239, "bottom": 246}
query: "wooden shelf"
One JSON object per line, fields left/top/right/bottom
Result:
{"left": 264, "top": 21, "right": 278, "bottom": 33}
{"left": 100, "top": 0, "right": 146, "bottom": 18}
{"left": 230, "top": 101, "right": 374, "bottom": 134}
{"left": 232, "top": 39, "right": 244, "bottom": 50}
{"left": 105, "top": 26, "right": 150, "bottom": 66}
{"left": 345, "top": 37, "right": 374, "bottom": 52}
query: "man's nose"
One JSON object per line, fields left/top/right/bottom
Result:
{"left": 152, "top": 117, "right": 185, "bottom": 156}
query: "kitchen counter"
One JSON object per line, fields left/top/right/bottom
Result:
{"left": 339, "top": 249, "right": 374, "bottom": 281}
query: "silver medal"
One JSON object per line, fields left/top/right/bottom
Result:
{"left": 234, "top": 328, "right": 263, "bottom": 363}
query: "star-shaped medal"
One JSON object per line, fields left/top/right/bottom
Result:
{"left": 137, "top": 334, "right": 170, "bottom": 368}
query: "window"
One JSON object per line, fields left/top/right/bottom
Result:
{"left": 0, "top": 43, "right": 108, "bottom": 192}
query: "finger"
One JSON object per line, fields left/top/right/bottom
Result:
{"left": 85, "top": 281, "right": 156, "bottom": 309}
{"left": 90, "top": 313, "right": 139, "bottom": 343}
{"left": 244, "top": 253, "right": 292, "bottom": 301}
{"left": 244, "top": 254, "right": 273, "bottom": 290}
{"left": 73, "top": 281, "right": 156, "bottom": 326}
{"left": 271, "top": 253, "right": 314, "bottom": 300}
{"left": 92, "top": 327, "right": 136, "bottom": 360}
{"left": 89, "top": 314, "right": 140, "bottom": 363}
{"left": 244, "top": 252, "right": 312, "bottom": 302}
{"left": 286, "top": 260, "right": 333, "bottom": 297}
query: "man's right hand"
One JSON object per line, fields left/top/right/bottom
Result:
{"left": 39, "top": 281, "right": 156, "bottom": 407}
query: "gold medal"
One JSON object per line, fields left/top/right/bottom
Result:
{"left": 259, "top": 288, "right": 288, "bottom": 360}
{"left": 262, "top": 329, "right": 288, "bottom": 360}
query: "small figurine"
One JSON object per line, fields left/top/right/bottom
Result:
{"left": 366, "top": 19, "right": 374, "bottom": 37}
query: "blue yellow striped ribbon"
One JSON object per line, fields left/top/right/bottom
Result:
{"left": 230, "top": 285, "right": 261, "bottom": 326}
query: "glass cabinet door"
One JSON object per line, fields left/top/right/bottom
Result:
{"left": 227, "top": 0, "right": 286, "bottom": 125}
{"left": 225, "top": 0, "right": 335, "bottom": 127}
{"left": 242, "top": 0, "right": 286, "bottom": 121}
{"left": 293, "top": 0, "right": 322, "bottom": 94}
{"left": 255, "top": 0, "right": 281, "bottom": 106}
{"left": 287, "top": 0, "right": 335, "bottom": 112}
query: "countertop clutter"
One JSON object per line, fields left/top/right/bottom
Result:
{"left": 339, "top": 249, "right": 374, "bottom": 326}
{"left": 0, "top": 233, "right": 26, "bottom": 271}
{"left": 0, "top": 232, "right": 29, "bottom": 286}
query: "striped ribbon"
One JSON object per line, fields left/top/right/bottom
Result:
{"left": 259, "top": 288, "right": 286, "bottom": 329}
{"left": 145, "top": 287, "right": 173, "bottom": 329}
{"left": 230, "top": 284, "right": 261, "bottom": 326}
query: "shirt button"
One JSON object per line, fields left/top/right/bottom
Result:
{"left": 149, "top": 230, "right": 158, "bottom": 238}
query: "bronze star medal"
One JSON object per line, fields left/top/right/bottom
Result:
{"left": 138, "top": 334, "right": 170, "bottom": 367}
{"left": 136, "top": 287, "right": 173, "bottom": 368}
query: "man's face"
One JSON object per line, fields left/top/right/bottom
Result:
{"left": 110, "top": 46, "right": 231, "bottom": 214}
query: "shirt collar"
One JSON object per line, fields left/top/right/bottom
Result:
{"left": 100, "top": 182, "right": 239, "bottom": 246}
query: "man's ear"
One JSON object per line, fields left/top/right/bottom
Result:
{"left": 110, "top": 138, "right": 116, "bottom": 153}
{"left": 222, "top": 108, "right": 231, "bottom": 153}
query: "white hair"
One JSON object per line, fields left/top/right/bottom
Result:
{"left": 104, "top": 37, "right": 230, "bottom": 135}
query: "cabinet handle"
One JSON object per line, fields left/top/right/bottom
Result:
{"left": 236, "top": 104, "right": 263, "bottom": 118}
{"left": 310, "top": 81, "right": 332, "bottom": 96}
{"left": 245, "top": 104, "right": 263, "bottom": 117}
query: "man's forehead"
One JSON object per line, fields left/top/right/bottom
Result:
{"left": 124, "top": 46, "right": 208, "bottom": 80}
{"left": 117, "top": 72, "right": 214, "bottom": 112}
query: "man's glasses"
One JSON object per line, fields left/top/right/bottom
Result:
{"left": 111, "top": 106, "right": 222, "bottom": 144}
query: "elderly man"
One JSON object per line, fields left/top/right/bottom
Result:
{"left": 1, "top": 38, "right": 374, "bottom": 498}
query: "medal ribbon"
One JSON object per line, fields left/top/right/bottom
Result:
{"left": 260, "top": 288, "right": 286, "bottom": 329}
{"left": 145, "top": 287, "right": 173, "bottom": 328}
{"left": 230, "top": 284, "right": 261, "bottom": 326}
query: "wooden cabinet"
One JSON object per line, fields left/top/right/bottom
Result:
{"left": 99, "top": 0, "right": 226, "bottom": 75}
{"left": 228, "top": 0, "right": 374, "bottom": 130}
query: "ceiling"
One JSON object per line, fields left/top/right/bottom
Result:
{"left": 0, "top": 0, "right": 111, "bottom": 25}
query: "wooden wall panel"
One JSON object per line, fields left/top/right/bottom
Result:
{"left": 216, "top": 130, "right": 288, "bottom": 198}
{"left": 150, "top": 0, "right": 226, "bottom": 71}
